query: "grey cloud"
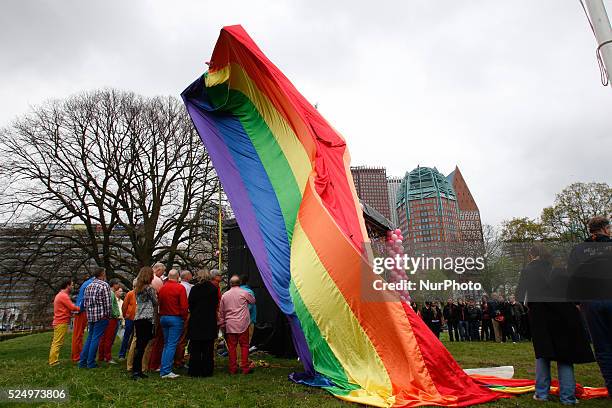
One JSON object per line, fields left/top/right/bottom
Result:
{"left": 0, "top": 0, "right": 610, "bottom": 226}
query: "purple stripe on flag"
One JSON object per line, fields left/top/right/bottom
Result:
{"left": 184, "top": 100, "right": 314, "bottom": 374}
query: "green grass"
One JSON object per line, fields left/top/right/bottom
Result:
{"left": 0, "top": 331, "right": 607, "bottom": 407}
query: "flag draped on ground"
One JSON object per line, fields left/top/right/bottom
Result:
{"left": 181, "top": 25, "right": 607, "bottom": 407}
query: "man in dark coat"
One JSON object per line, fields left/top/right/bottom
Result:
{"left": 442, "top": 299, "right": 460, "bottom": 342}
{"left": 480, "top": 296, "right": 494, "bottom": 341}
{"left": 457, "top": 299, "right": 468, "bottom": 341}
{"left": 420, "top": 302, "right": 435, "bottom": 336}
{"left": 517, "top": 244, "right": 595, "bottom": 404}
{"left": 466, "top": 299, "right": 481, "bottom": 341}
{"left": 509, "top": 295, "right": 525, "bottom": 341}
{"left": 187, "top": 270, "right": 220, "bottom": 377}
{"left": 498, "top": 296, "right": 513, "bottom": 343}
{"left": 431, "top": 302, "right": 443, "bottom": 339}
{"left": 567, "top": 216, "right": 612, "bottom": 396}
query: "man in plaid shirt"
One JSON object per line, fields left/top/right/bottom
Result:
{"left": 78, "top": 267, "right": 112, "bottom": 369}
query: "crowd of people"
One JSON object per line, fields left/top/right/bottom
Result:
{"left": 46, "top": 216, "right": 611, "bottom": 405}
{"left": 411, "top": 216, "right": 612, "bottom": 405}
{"left": 411, "top": 293, "right": 529, "bottom": 343}
{"left": 48, "top": 262, "right": 257, "bottom": 380}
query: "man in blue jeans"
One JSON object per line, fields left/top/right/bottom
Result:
{"left": 457, "top": 299, "right": 469, "bottom": 341}
{"left": 157, "top": 269, "right": 188, "bottom": 379}
{"left": 569, "top": 217, "right": 612, "bottom": 397}
{"left": 78, "top": 267, "right": 111, "bottom": 369}
{"left": 118, "top": 278, "right": 137, "bottom": 360}
{"left": 584, "top": 301, "right": 612, "bottom": 396}
{"left": 534, "top": 358, "right": 577, "bottom": 404}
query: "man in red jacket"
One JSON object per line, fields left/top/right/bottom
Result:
{"left": 157, "top": 269, "right": 188, "bottom": 379}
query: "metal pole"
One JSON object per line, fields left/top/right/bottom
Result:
{"left": 585, "top": 0, "right": 612, "bottom": 86}
{"left": 218, "top": 183, "right": 222, "bottom": 271}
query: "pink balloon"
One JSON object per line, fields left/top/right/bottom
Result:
{"left": 391, "top": 234, "right": 398, "bottom": 241}
{"left": 395, "top": 239, "right": 402, "bottom": 245}
{"left": 395, "top": 228, "right": 402, "bottom": 235}
{"left": 398, "top": 235, "right": 404, "bottom": 241}
{"left": 386, "top": 230, "right": 393, "bottom": 237}
{"left": 387, "top": 249, "right": 396, "bottom": 257}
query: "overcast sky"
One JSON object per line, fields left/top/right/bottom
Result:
{"left": 1, "top": 0, "right": 611, "bottom": 226}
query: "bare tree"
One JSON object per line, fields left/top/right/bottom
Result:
{"left": 477, "top": 223, "right": 519, "bottom": 296}
{"left": 0, "top": 89, "right": 221, "bottom": 288}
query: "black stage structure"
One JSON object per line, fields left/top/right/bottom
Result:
{"left": 223, "top": 200, "right": 394, "bottom": 358}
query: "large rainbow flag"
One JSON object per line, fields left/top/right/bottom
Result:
{"left": 181, "top": 26, "right": 607, "bottom": 407}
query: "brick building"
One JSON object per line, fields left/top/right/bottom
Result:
{"left": 350, "top": 166, "right": 391, "bottom": 220}
{"left": 396, "top": 166, "right": 461, "bottom": 256}
{"left": 446, "top": 166, "right": 484, "bottom": 246}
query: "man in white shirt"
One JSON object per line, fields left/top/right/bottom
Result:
{"left": 180, "top": 270, "right": 193, "bottom": 297}
{"left": 175, "top": 269, "right": 193, "bottom": 368}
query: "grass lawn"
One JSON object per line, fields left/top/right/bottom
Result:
{"left": 0, "top": 331, "right": 608, "bottom": 407}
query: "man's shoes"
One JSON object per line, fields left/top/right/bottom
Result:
{"left": 108, "top": 359, "right": 117, "bottom": 365}
{"left": 132, "top": 372, "right": 148, "bottom": 380}
{"left": 533, "top": 394, "right": 548, "bottom": 402}
{"left": 161, "top": 372, "right": 180, "bottom": 379}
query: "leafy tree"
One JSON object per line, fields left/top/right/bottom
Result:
{"left": 541, "top": 182, "right": 612, "bottom": 241}
{"left": 477, "top": 224, "right": 518, "bottom": 295}
{"left": 501, "top": 217, "right": 546, "bottom": 242}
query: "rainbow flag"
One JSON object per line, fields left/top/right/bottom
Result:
{"left": 181, "top": 25, "right": 504, "bottom": 407}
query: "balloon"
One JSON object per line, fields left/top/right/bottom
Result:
{"left": 395, "top": 239, "right": 402, "bottom": 245}
{"left": 388, "top": 249, "right": 396, "bottom": 257}
{"left": 386, "top": 230, "right": 393, "bottom": 237}
{"left": 391, "top": 234, "right": 398, "bottom": 241}
{"left": 395, "top": 228, "right": 402, "bottom": 235}
{"left": 398, "top": 235, "right": 404, "bottom": 241}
